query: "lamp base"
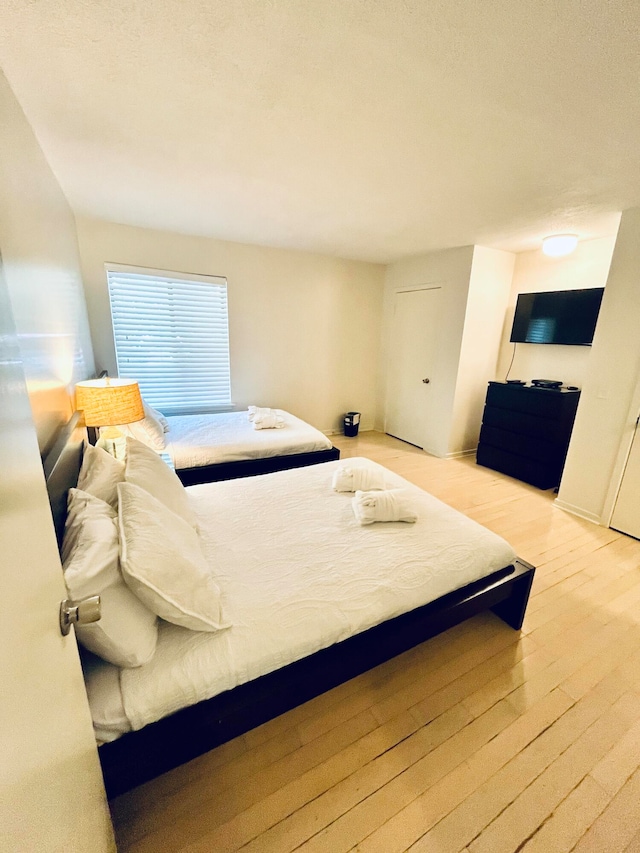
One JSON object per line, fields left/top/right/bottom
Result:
{"left": 96, "top": 427, "right": 127, "bottom": 460}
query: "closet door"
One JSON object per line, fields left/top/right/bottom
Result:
{"left": 611, "top": 420, "right": 640, "bottom": 539}
{"left": 385, "top": 287, "right": 441, "bottom": 449}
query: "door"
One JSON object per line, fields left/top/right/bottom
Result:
{"left": 611, "top": 419, "right": 640, "bottom": 539}
{"left": 0, "top": 261, "right": 115, "bottom": 851}
{"left": 385, "top": 287, "right": 441, "bottom": 448}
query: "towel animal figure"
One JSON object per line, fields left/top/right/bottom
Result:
{"left": 252, "top": 409, "right": 285, "bottom": 430}
{"left": 248, "top": 405, "right": 271, "bottom": 422}
{"left": 352, "top": 489, "right": 418, "bottom": 526}
{"left": 332, "top": 464, "right": 387, "bottom": 493}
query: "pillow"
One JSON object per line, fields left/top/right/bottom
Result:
{"left": 62, "top": 489, "right": 158, "bottom": 667}
{"left": 124, "top": 437, "right": 197, "bottom": 528}
{"left": 144, "top": 401, "right": 170, "bottom": 433}
{"left": 118, "top": 482, "right": 228, "bottom": 632}
{"left": 116, "top": 403, "right": 166, "bottom": 452}
{"left": 76, "top": 443, "right": 125, "bottom": 509}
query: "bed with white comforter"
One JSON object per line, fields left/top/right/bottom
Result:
{"left": 165, "top": 409, "right": 334, "bottom": 469}
{"left": 85, "top": 459, "right": 516, "bottom": 742}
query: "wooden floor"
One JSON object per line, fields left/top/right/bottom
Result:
{"left": 110, "top": 432, "right": 640, "bottom": 853}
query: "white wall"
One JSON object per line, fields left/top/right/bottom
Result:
{"left": 76, "top": 218, "right": 385, "bottom": 434}
{"left": 495, "top": 235, "right": 618, "bottom": 389}
{"left": 0, "top": 71, "right": 95, "bottom": 454}
{"left": 558, "top": 208, "right": 640, "bottom": 523}
{"left": 449, "top": 246, "right": 515, "bottom": 455}
{"left": 382, "top": 246, "right": 475, "bottom": 456}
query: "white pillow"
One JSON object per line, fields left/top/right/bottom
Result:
{"left": 62, "top": 489, "right": 158, "bottom": 667}
{"left": 124, "top": 437, "right": 197, "bottom": 528}
{"left": 116, "top": 403, "right": 166, "bottom": 452}
{"left": 118, "top": 482, "right": 228, "bottom": 632}
{"left": 76, "top": 443, "right": 125, "bottom": 509}
{"left": 145, "top": 401, "right": 170, "bottom": 433}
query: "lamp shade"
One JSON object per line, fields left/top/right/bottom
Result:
{"left": 75, "top": 378, "right": 145, "bottom": 427}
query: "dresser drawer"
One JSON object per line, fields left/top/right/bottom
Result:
{"left": 478, "top": 424, "right": 565, "bottom": 464}
{"left": 486, "top": 383, "right": 577, "bottom": 419}
{"left": 481, "top": 405, "right": 574, "bottom": 444}
{"left": 476, "top": 444, "right": 562, "bottom": 490}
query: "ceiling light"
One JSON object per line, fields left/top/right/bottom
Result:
{"left": 542, "top": 234, "right": 579, "bottom": 257}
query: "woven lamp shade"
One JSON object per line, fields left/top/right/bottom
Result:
{"left": 75, "top": 378, "right": 145, "bottom": 427}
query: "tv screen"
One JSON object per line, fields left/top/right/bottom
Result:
{"left": 510, "top": 287, "right": 604, "bottom": 346}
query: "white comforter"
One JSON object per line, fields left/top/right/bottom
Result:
{"left": 86, "top": 460, "right": 516, "bottom": 738}
{"left": 166, "top": 409, "right": 333, "bottom": 469}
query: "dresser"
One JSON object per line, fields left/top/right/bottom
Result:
{"left": 476, "top": 382, "right": 581, "bottom": 490}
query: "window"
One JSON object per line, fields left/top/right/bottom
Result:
{"left": 107, "top": 265, "right": 231, "bottom": 415}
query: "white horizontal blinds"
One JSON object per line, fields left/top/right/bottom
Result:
{"left": 107, "top": 268, "right": 231, "bottom": 415}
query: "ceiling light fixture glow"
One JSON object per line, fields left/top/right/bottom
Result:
{"left": 542, "top": 234, "right": 579, "bottom": 257}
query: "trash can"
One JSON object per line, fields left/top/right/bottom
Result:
{"left": 343, "top": 411, "right": 361, "bottom": 437}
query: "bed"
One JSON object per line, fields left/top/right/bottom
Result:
{"left": 45, "top": 419, "right": 534, "bottom": 799}
{"left": 115, "top": 406, "right": 340, "bottom": 486}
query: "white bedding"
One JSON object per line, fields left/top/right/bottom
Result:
{"left": 84, "top": 460, "right": 516, "bottom": 738}
{"left": 165, "top": 409, "right": 333, "bottom": 469}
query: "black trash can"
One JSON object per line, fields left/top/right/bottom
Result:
{"left": 343, "top": 411, "right": 361, "bottom": 437}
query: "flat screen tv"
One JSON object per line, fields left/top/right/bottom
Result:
{"left": 510, "top": 287, "right": 604, "bottom": 346}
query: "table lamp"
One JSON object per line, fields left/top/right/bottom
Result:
{"left": 75, "top": 378, "right": 144, "bottom": 456}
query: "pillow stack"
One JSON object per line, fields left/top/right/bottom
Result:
{"left": 61, "top": 439, "right": 228, "bottom": 670}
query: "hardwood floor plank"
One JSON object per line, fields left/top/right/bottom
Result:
{"left": 466, "top": 692, "right": 640, "bottom": 853}
{"left": 371, "top": 665, "right": 630, "bottom": 853}
{"left": 291, "top": 699, "right": 519, "bottom": 853}
{"left": 572, "top": 767, "right": 640, "bottom": 852}
{"left": 350, "top": 687, "right": 573, "bottom": 853}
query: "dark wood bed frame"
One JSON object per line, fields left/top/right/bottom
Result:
{"left": 45, "top": 418, "right": 535, "bottom": 800}
{"left": 175, "top": 445, "right": 341, "bottom": 486}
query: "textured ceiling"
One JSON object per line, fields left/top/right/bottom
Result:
{"left": 0, "top": 0, "right": 637, "bottom": 262}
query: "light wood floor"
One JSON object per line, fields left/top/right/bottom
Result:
{"left": 110, "top": 432, "right": 640, "bottom": 853}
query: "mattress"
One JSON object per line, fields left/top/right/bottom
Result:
{"left": 165, "top": 409, "right": 333, "bottom": 469}
{"left": 84, "top": 460, "right": 516, "bottom": 739}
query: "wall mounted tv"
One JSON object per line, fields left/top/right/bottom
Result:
{"left": 510, "top": 287, "right": 604, "bottom": 346}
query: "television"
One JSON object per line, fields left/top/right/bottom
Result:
{"left": 510, "top": 287, "right": 604, "bottom": 346}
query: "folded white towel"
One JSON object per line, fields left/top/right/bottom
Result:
{"left": 352, "top": 489, "right": 418, "bottom": 525}
{"left": 248, "top": 406, "right": 271, "bottom": 422}
{"left": 332, "top": 465, "right": 387, "bottom": 493}
{"left": 253, "top": 410, "right": 285, "bottom": 430}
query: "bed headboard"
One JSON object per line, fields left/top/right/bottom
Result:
{"left": 42, "top": 412, "right": 86, "bottom": 546}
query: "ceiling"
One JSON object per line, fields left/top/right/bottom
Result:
{"left": 0, "top": 0, "right": 637, "bottom": 263}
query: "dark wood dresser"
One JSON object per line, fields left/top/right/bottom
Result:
{"left": 476, "top": 382, "right": 581, "bottom": 490}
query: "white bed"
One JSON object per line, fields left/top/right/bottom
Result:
{"left": 84, "top": 459, "right": 517, "bottom": 742}
{"left": 166, "top": 409, "right": 334, "bottom": 469}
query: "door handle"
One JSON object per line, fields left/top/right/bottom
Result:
{"left": 422, "top": 378, "right": 430, "bottom": 384}
{"left": 60, "top": 596, "right": 101, "bottom": 636}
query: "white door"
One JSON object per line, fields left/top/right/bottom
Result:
{"left": 611, "top": 420, "right": 640, "bottom": 539}
{"left": 385, "top": 287, "right": 441, "bottom": 448}
{"left": 0, "top": 261, "right": 115, "bottom": 851}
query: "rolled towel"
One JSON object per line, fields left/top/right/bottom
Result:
{"left": 253, "top": 410, "right": 285, "bottom": 430}
{"left": 352, "top": 489, "right": 418, "bottom": 525}
{"left": 332, "top": 465, "right": 387, "bottom": 493}
{"left": 248, "top": 405, "right": 271, "bottom": 422}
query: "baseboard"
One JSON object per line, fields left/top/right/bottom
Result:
{"left": 446, "top": 449, "right": 477, "bottom": 459}
{"left": 553, "top": 498, "right": 603, "bottom": 526}
{"left": 324, "top": 421, "right": 375, "bottom": 436}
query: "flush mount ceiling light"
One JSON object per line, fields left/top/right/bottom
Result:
{"left": 542, "top": 234, "right": 579, "bottom": 257}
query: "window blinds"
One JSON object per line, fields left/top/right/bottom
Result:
{"left": 107, "top": 267, "right": 231, "bottom": 415}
